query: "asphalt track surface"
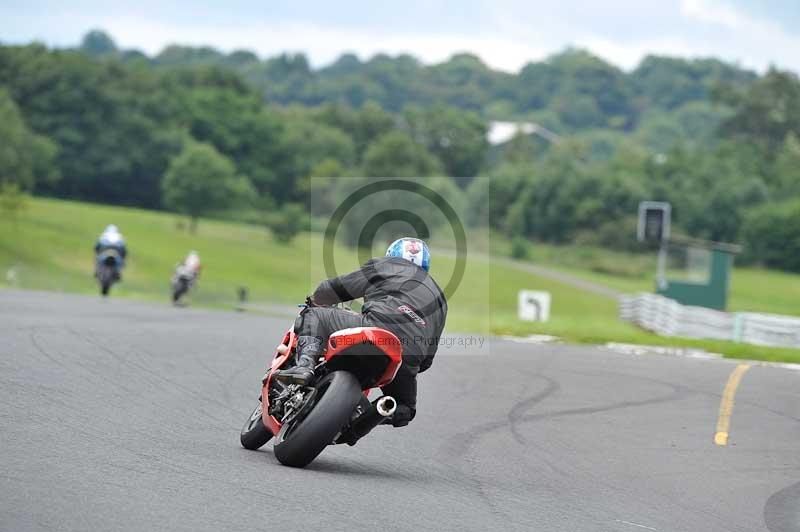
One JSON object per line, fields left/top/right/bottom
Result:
{"left": 1, "top": 289, "right": 798, "bottom": 532}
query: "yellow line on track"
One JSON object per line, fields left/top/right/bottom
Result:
{"left": 714, "top": 364, "right": 751, "bottom": 446}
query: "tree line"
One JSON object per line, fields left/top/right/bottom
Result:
{"left": 1, "top": 31, "right": 800, "bottom": 271}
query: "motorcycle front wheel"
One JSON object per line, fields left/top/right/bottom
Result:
{"left": 240, "top": 401, "right": 273, "bottom": 450}
{"left": 273, "top": 370, "right": 362, "bottom": 468}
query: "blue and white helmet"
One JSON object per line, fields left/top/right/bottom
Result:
{"left": 386, "top": 237, "right": 430, "bottom": 272}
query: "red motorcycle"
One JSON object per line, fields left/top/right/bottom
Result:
{"left": 239, "top": 308, "right": 403, "bottom": 468}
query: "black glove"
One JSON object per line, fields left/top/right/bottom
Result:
{"left": 390, "top": 405, "right": 416, "bottom": 427}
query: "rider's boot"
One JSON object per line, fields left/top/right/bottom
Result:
{"left": 273, "top": 336, "right": 321, "bottom": 385}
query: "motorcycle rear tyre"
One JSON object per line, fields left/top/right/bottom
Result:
{"left": 274, "top": 371, "right": 361, "bottom": 468}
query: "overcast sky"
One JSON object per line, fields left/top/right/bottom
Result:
{"left": 1, "top": 0, "right": 798, "bottom": 73}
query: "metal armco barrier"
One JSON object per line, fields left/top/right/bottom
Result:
{"left": 620, "top": 293, "right": 800, "bottom": 348}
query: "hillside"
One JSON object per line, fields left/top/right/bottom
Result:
{"left": 3, "top": 36, "right": 800, "bottom": 277}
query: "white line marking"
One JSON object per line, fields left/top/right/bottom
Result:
{"left": 604, "top": 342, "right": 723, "bottom": 360}
{"left": 500, "top": 334, "right": 560, "bottom": 344}
{"left": 616, "top": 519, "right": 657, "bottom": 531}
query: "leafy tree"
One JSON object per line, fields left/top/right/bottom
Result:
{"left": 720, "top": 68, "right": 800, "bottom": 152}
{"left": 672, "top": 101, "right": 732, "bottom": 145}
{"left": 774, "top": 133, "right": 800, "bottom": 195}
{"left": 0, "top": 88, "right": 59, "bottom": 192}
{"left": 0, "top": 44, "right": 182, "bottom": 206}
{"left": 314, "top": 102, "right": 395, "bottom": 160}
{"left": 634, "top": 111, "right": 685, "bottom": 152}
{"left": 178, "top": 86, "right": 290, "bottom": 202}
{"left": 502, "top": 142, "right": 645, "bottom": 244}
{"left": 742, "top": 199, "right": 800, "bottom": 272}
{"left": 155, "top": 45, "right": 223, "bottom": 67}
{"left": 424, "top": 53, "right": 502, "bottom": 110}
{"left": 402, "top": 105, "right": 488, "bottom": 178}
{"left": 466, "top": 164, "right": 526, "bottom": 228}
{"left": 162, "top": 140, "right": 254, "bottom": 231}
{"left": 283, "top": 118, "right": 356, "bottom": 182}
{"left": 362, "top": 131, "right": 442, "bottom": 177}
{"left": 332, "top": 176, "right": 466, "bottom": 249}
{"left": 534, "top": 49, "right": 634, "bottom": 130}
{"left": 225, "top": 50, "right": 260, "bottom": 68}
{"left": 632, "top": 56, "right": 755, "bottom": 111}
{"left": 80, "top": 30, "right": 118, "bottom": 57}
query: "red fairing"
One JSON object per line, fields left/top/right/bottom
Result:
{"left": 325, "top": 327, "right": 403, "bottom": 388}
{"left": 261, "top": 328, "right": 296, "bottom": 436}
{"left": 260, "top": 326, "right": 403, "bottom": 436}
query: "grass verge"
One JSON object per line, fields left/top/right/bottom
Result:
{"left": 2, "top": 196, "right": 799, "bottom": 364}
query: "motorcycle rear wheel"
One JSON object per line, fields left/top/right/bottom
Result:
{"left": 240, "top": 401, "right": 273, "bottom": 450}
{"left": 273, "top": 371, "right": 362, "bottom": 468}
{"left": 98, "top": 266, "right": 114, "bottom": 296}
{"left": 172, "top": 282, "right": 187, "bottom": 303}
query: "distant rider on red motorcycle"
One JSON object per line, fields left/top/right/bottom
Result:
{"left": 275, "top": 237, "right": 447, "bottom": 427}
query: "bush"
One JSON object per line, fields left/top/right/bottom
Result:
{"left": 573, "top": 216, "right": 644, "bottom": 252}
{"left": 510, "top": 237, "right": 530, "bottom": 260}
{"left": 742, "top": 199, "right": 800, "bottom": 272}
{"left": 0, "top": 182, "right": 27, "bottom": 217}
{"left": 267, "top": 203, "right": 308, "bottom": 244}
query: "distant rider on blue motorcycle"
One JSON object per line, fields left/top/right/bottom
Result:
{"left": 94, "top": 225, "right": 127, "bottom": 280}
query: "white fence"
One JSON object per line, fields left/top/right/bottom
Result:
{"left": 619, "top": 293, "right": 800, "bottom": 349}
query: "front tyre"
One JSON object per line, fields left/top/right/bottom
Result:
{"left": 240, "top": 401, "right": 273, "bottom": 450}
{"left": 273, "top": 371, "right": 362, "bottom": 468}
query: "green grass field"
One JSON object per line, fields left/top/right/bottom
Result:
{"left": 1, "top": 197, "right": 799, "bottom": 364}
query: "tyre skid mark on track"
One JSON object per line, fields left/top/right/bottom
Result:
{"left": 509, "top": 370, "right": 692, "bottom": 446}
{"left": 194, "top": 356, "right": 248, "bottom": 409}
{"left": 7, "top": 388, "right": 313, "bottom": 526}
{"left": 53, "top": 327, "right": 243, "bottom": 435}
{"left": 568, "top": 365, "right": 800, "bottom": 426}
{"left": 535, "top": 368, "right": 760, "bottom": 531}
{"left": 30, "top": 326, "right": 237, "bottom": 437}
{"left": 437, "top": 373, "right": 564, "bottom": 525}
{"left": 121, "top": 343, "right": 246, "bottom": 423}
{"left": 70, "top": 328, "right": 240, "bottom": 424}
{"left": 443, "top": 367, "right": 759, "bottom": 532}
{"left": 507, "top": 376, "right": 561, "bottom": 445}
{"left": 505, "top": 377, "right": 713, "bottom": 531}
{"left": 28, "top": 326, "right": 147, "bottom": 405}
{"left": 194, "top": 356, "right": 232, "bottom": 405}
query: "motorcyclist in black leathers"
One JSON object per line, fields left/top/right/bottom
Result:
{"left": 275, "top": 237, "right": 447, "bottom": 427}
